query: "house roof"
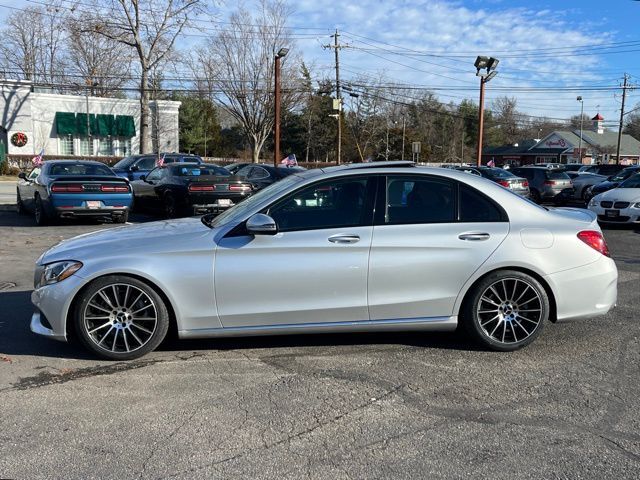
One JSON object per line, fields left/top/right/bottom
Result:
{"left": 578, "top": 130, "right": 640, "bottom": 156}
{"left": 592, "top": 113, "right": 604, "bottom": 121}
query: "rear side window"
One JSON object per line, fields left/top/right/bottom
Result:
{"left": 385, "top": 176, "right": 455, "bottom": 224}
{"left": 459, "top": 185, "right": 506, "bottom": 222}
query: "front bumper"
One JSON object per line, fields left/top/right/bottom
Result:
{"left": 588, "top": 205, "right": 640, "bottom": 224}
{"left": 30, "top": 273, "right": 87, "bottom": 342}
{"left": 544, "top": 255, "right": 618, "bottom": 322}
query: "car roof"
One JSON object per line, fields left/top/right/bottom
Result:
{"left": 45, "top": 160, "right": 111, "bottom": 166}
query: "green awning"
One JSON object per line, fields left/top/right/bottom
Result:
{"left": 55, "top": 112, "right": 76, "bottom": 135}
{"left": 96, "top": 114, "right": 115, "bottom": 136}
{"left": 115, "top": 115, "right": 136, "bottom": 137}
{"left": 76, "top": 113, "right": 98, "bottom": 136}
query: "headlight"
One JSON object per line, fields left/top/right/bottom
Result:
{"left": 588, "top": 198, "right": 598, "bottom": 207}
{"left": 633, "top": 202, "right": 640, "bottom": 209}
{"left": 37, "top": 261, "right": 83, "bottom": 287}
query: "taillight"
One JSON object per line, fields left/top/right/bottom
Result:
{"left": 543, "top": 180, "right": 557, "bottom": 186}
{"left": 229, "top": 184, "right": 252, "bottom": 192}
{"left": 51, "top": 184, "right": 83, "bottom": 192}
{"left": 100, "top": 185, "right": 129, "bottom": 192}
{"left": 522, "top": 181, "right": 529, "bottom": 187}
{"left": 497, "top": 180, "right": 510, "bottom": 187}
{"left": 189, "top": 185, "right": 215, "bottom": 192}
{"left": 577, "top": 230, "right": 610, "bottom": 257}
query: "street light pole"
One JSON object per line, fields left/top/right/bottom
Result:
{"left": 577, "top": 96, "right": 584, "bottom": 164}
{"left": 474, "top": 56, "right": 499, "bottom": 167}
{"left": 273, "top": 47, "right": 289, "bottom": 168}
{"left": 401, "top": 114, "right": 406, "bottom": 161}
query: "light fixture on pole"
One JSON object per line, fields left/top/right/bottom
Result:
{"left": 273, "top": 47, "right": 289, "bottom": 167}
{"left": 474, "top": 56, "right": 499, "bottom": 166}
{"left": 577, "top": 96, "right": 584, "bottom": 164}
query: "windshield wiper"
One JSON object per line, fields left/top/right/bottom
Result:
{"left": 201, "top": 213, "right": 216, "bottom": 229}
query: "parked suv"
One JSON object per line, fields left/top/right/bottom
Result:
{"left": 578, "top": 164, "right": 626, "bottom": 176}
{"left": 511, "top": 166, "right": 573, "bottom": 204}
{"left": 112, "top": 153, "right": 203, "bottom": 180}
{"left": 455, "top": 166, "right": 530, "bottom": 197}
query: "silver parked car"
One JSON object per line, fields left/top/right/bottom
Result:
{"left": 566, "top": 172, "right": 607, "bottom": 201}
{"left": 31, "top": 162, "right": 617, "bottom": 360}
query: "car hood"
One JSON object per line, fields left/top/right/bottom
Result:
{"left": 39, "top": 217, "right": 216, "bottom": 264}
{"left": 595, "top": 187, "right": 640, "bottom": 202}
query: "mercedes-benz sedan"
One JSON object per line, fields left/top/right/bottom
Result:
{"left": 31, "top": 162, "right": 617, "bottom": 360}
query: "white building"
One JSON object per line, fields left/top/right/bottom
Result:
{"left": 0, "top": 79, "right": 180, "bottom": 159}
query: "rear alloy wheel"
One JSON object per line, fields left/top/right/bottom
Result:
{"left": 34, "top": 195, "right": 48, "bottom": 225}
{"left": 462, "top": 271, "right": 549, "bottom": 351}
{"left": 74, "top": 275, "right": 169, "bottom": 360}
{"left": 164, "top": 193, "right": 178, "bottom": 218}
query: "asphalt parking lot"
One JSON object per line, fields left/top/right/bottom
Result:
{"left": 1, "top": 209, "right": 639, "bottom": 479}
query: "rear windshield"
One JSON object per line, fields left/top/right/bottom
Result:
{"left": 172, "top": 165, "right": 230, "bottom": 176}
{"left": 545, "top": 171, "right": 570, "bottom": 180}
{"left": 49, "top": 163, "right": 114, "bottom": 176}
{"left": 165, "top": 155, "right": 203, "bottom": 164}
{"left": 485, "top": 168, "right": 515, "bottom": 179}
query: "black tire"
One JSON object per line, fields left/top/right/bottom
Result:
{"left": 114, "top": 211, "right": 129, "bottom": 224}
{"left": 529, "top": 189, "right": 541, "bottom": 204}
{"left": 164, "top": 193, "right": 179, "bottom": 218}
{"left": 34, "top": 195, "right": 48, "bottom": 226}
{"left": 73, "top": 275, "right": 170, "bottom": 360}
{"left": 461, "top": 270, "right": 549, "bottom": 352}
{"left": 16, "top": 189, "right": 27, "bottom": 215}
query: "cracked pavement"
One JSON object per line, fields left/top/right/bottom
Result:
{"left": 1, "top": 212, "right": 639, "bottom": 479}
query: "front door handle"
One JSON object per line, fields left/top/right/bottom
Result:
{"left": 328, "top": 234, "right": 360, "bottom": 244}
{"left": 458, "top": 232, "right": 490, "bottom": 241}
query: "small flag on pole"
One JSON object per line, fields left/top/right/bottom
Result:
{"left": 280, "top": 154, "right": 297, "bottom": 167}
{"left": 156, "top": 153, "right": 166, "bottom": 167}
{"left": 487, "top": 158, "right": 495, "bottom": 167}
{"left": 32, "top": 149, "right": 44, "bottom": 166}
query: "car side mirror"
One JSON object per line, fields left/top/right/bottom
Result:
{"left": 18, "top": 172, "right": 27, "bottom": 180}
{"left": 139, "top": 175, "right": 146, "bottom": 182}
{"left": 246, "top": 213, "right": 278, "bottom": 235}
{"left": 130, "top": 165, "right": 139, "bottom": 172}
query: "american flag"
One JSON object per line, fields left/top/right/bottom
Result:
{"left": 280, "top": 154, "right": 297, "bottom": 167}
{"left": 156, "top": 153, "right": 166, "bottom": 167}
{"left": 31, "top": 149, "right": 44, "bottom": 166}
{"left": 487, "top": 158, "right": 496, "bottom": 167}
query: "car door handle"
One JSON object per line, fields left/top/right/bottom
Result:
{"left": 458, "top": 232, "right": 490, "bottom": 241}
{"left": 328, "top": 234, "right": 360, "bottom": 244}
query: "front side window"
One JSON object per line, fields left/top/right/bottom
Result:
{"left": 146, "top": 168, "right": 164, "bottom": 182}
{"left": 268, "top": 177, "right": 370, "bottom": 232}
{"left": 385, "top": 176, "right": 455, "bottom": 224}
{"left": 28, "top": 167, "right": 41, "bottom": 180}
{"left": 135, "top": 156, "right": 157, "bottom": 170}
{"left": 249, "top": 167, "right": 270, "bottom": 180}
{"left": 59, "top": 135, "right": 74, "bottom": 155}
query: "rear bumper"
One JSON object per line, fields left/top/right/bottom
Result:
{"left": 55, "top": 206, "right": 129, "bottom": 219}
{"left": 192, "top": 204, "right": 232, "bottom": 215}
{"left": 544, "top": 255, "right": 617, "bottom": 321}
{"left": 541, "top": 188, "right": 574, "bottom": 200}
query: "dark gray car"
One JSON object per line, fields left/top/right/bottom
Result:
{"left": 511, "top": 167, "right": 574, "bottom": 204}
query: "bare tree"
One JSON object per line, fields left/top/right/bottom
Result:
{"left": 86, "top": 0, "right": 205, "bottom": 153}
{"left": 195, "top": 0, "right": 300, "bottom": 163}
{"left": 0, "top": 5, "right": 66, "bottom": 84}
{"left": 66, "top": 24, "right": 133, "bottom": 97}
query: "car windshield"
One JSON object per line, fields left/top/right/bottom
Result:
{"left": 172, "top": 165, "right": 230, "bottom": 176}
{"left": 49, "top": 163, "right": 114, "bottom": 176}
{"left": 202, "top": 174, "right": 306, "bottom": 228}
{"left": 620, "top": 174, "right": 640, "bottom": 188}
{"left": 611, "top": 169, "right": 638, "bottom": 181}
{"left": 485, "top": 168, "right": 515, "bottom": 179}
{"left": 112, "top": 156, "right": 137, "bottom": 169}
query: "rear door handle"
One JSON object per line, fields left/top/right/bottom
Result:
{"left": 458, "top": 232, "right": 490, "bottom": 241}
{"left": 328, "top": 234, "right": 360, "bottom": 244}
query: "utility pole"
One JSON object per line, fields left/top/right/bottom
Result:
{"left": 324, "top": 30, "right": 344, "bottom": 164}
{"left": 615, "top": 74, "right": 630, "bottom": 165}
{"left": 273, "top": 47, "right": 289, "bottom": 167}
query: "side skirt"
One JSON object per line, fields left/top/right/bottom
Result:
{"left": 179, "top": 316, "right": 458, "bottom": 339}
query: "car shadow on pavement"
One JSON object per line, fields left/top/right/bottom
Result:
{"left": 0, "top": 290, "right": 94, "bottom": 360}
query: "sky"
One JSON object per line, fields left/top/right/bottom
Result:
{"left": 1, "top": 0, "right": 640, "bottom": 127}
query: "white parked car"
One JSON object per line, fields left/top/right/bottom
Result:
{"left": 588, "top": 174, "right": 640, "bottom": 224}
{"left": 31, "top": 162, "right": 618, "bottom": 360}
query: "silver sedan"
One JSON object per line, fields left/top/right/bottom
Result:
{"left": 31, "top": 162, "right": 618, "bottom": 360}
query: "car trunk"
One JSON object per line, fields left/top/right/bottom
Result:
{"left": 186, "top": 175, "right": 253, "bottom": 206}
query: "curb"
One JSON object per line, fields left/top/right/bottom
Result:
{"left": 0, "top": 204, "right": 17, "bottom": 211}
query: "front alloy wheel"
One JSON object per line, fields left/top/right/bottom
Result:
{"left": 462, "top": 271, "right": 549, "bottom": 351}
{"left": 74, "top": 275, "right": 169, "bottom": 360}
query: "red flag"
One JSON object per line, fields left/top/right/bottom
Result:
{"left": 32, "top": 149, "right": 44, "bottom": 166}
